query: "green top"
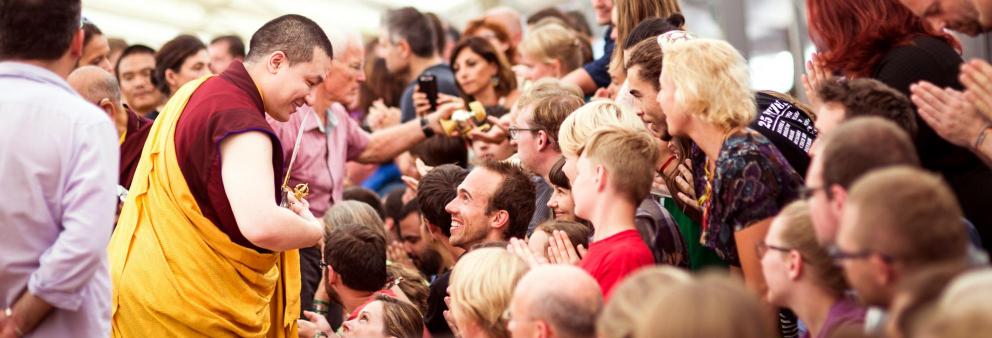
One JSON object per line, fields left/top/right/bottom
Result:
{"left": 663, "top": 197, "right": 728, "bottom": 270}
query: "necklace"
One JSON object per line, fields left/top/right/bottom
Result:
{"left": 698, "top": 127, "right": 743, "bottom": 244}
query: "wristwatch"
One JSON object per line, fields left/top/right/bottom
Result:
{"left": 420, "top": 116, "right": 435, "bottom": 138}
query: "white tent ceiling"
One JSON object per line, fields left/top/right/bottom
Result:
{"left": 83, "top": 0, "right": 573, "bottom": 48}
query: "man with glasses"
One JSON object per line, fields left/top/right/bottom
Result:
{"left": 507, "top": 265, "right": 602, "bottom": 338}
{"left": 380, "top": 7, "right": 461, "bottom": 123}
{"left": 268, "top": 27, "right": 454, "bottom": 316}
{"left": 832, "top": 166, "right": 969, "bottom": 334}
{"left": 508, "top": 80, "right": 585, "bottom": 233}
{"left": 804, "top": 117, "right": 922, "bottom": 246}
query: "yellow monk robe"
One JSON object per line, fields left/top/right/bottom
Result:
{"left": 108, "top": 75, "right": 300, "bottom": 337}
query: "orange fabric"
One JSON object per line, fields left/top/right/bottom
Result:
{"left": 108, "top": 76, "right": 300, "bottom": 337}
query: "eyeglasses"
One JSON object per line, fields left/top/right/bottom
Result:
{"left": 507, "top": 127, "right": 541, "bottom": 140}
{"left": 755, "top": 240, "right": 793, "bottom": 258}
{"left": 798, "top": 186, "right": 824, "bottom": 200}
{"left": 319, "top": 260, "right": 328, "bottom": 269}
{"left": 827, "top": 245, "right": 894, "bottom": 263}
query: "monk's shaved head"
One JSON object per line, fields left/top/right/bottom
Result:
{"left": 68, "top": 65, "right": 121, "bottom": 104}
{"left": 513, "top": 265, "right": 602, "bottom": 338}
{"left": 246, "top": 14, "right": 333, "bottom": 65}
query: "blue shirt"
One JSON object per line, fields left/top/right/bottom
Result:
{"left": 583, "top": 26, "right": 615, "bottom": 89}
{"left": 400, "top": 64, "right": 461, "bottom": 122}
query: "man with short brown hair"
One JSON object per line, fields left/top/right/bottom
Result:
{"left": 834, "top": 166, "right": 969, "bottom": 309}
{"left": 806, "top": 117, "right": 920, "bottom": 246}
{"left": 815, "top": 78, "right": 918, "bottom": 138}
{"left": 444, "top": 160, "right": 536, "bottom": 250}
{"left": 510, "top": 80, "right": 585, "bottom": 233}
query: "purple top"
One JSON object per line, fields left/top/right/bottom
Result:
{"left": 268, "top": 102, "right": 370, "bottom": 217}
{"left": 801, "top": 296, "right": 867, "bottom": 338}
{"left": 0, "top": 62, "right": 119, "bottom": 337}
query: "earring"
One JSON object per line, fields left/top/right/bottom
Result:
{"left": 491, "top": 75, "right": 499, "bottom": 87}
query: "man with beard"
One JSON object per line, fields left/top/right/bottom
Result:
{"left": 396, "top": 199, "right": 446, "bottom": 278}
{"left": 899, "top": 0, "right": 992, "bottom": 36}
{"left": 269, "top": 27, "right": 456, "bottom": 314}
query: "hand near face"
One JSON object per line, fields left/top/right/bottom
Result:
{"left": 387, "top": 241, "right": 415, "bottom": 270}
{"left": 911, "top": 81, "right": 990, "bottom": 148}
{"left": 674, "top": 160, "right": 700, "bottom": 211}
{"left": 801, "top": 54, "right": 831, "bottom": 110}
{"left": 506, "top": 237, "right": 548, "bottom": 267}
{"left": 546, "top": 230, "right": 586, "bottom": 265}
{"left": 961, "top": 59, "right": 992, "bottom": 121}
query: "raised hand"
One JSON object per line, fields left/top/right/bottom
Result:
{"left": 911, "top": 81, "right": 990, "bottom": 148}
{"left": 961, "top": 59, "right": 992, "bottom": 121}
{"left": 546, "top": 230, "right": 585, "bottom": 265}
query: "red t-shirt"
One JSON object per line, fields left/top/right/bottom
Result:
{"left": 579, "top": 229, "right": 654, "bottom": 299}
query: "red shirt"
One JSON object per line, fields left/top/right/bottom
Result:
{"left": 579, "top": 229, "right": 654, "bottom": 299}
{"left": 174, "top": 61, "right": 283, "bottom": 252}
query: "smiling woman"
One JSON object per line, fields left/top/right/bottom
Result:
{"left": 155, "top": 34, "right": 210, "bottom": 98}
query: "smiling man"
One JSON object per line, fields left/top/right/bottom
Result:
{"left": 108, "top": 15, "right": 333, "bottom": 336}
{"left": 444, "top": 160, "right": 535, "bottom": 250}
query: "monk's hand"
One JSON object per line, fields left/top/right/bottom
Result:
{"left": 962, "top": 59, "right": 992, "bottom": 120}
{"left": 911, "top": 82, "right": 990, "bottom": 148}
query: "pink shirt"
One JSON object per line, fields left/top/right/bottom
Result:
{"left": 268, "top": 102, "right": 370, "bottom": 217}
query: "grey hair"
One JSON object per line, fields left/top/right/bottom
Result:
{"left": 68, "top": 65, "right": 121, "bottom": 104}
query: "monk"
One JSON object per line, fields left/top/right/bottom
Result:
{"left": 67, "top": 65, "right": 152, "bottom": 190}
{"left": 108, "top": 14, "right": 332, "bottom": 337}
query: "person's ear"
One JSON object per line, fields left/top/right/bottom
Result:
{"left": 594, "top": 164, "right": 608, "bottom": 192}
{"left": 325, "top": 265, "right": 338, "bottom": 285}
{"left": 536, "top": 130, "right": 549, "bottom": 150}
{"left": 870, "top": 255, "right": 895, "bottom": 286}
{"left": 97, "top": 98, "right": 115, "bottom": 117}
{"left": 491, "top": 209, "right": 510, "bottom": 230}
{"left": 828, "top": 185, "right": 847, "bottom": 217}
{"left": 787, "top": 251, "right": 803, "bottom": 280}
{"left": 69, "top": 29, "right": 85, "bottom": 59}
{"left": 398, "top": 39, "right": 412, "bottom": 59}
{"left": 550, "top": 59, "right": 562, "bottom": 78}
{"left": 266, "top": 51, "right": 287, "bottom": 74}
{"left": 165, "top": 69, "right": 178, "bottom": 88}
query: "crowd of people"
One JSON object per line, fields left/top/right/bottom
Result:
{"left": 4, "top": 0, "right": 992, "bottom": 337}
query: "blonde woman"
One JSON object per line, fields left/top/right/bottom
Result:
{"left": 518, "top": 23, "right": 584, "bottom": 82}
{"left": 656, "top": 39, "right": 803, "bottom": 266}
{"left": 760, "top": 201, "right": 865, "bottom": 338}
{"left": 448, "top": 247, "right": 530, "bottom": 338}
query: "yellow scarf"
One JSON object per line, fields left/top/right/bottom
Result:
{"left": 108, "top": 76, "right": 300, "bottom": 337}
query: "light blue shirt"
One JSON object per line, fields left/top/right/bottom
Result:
{"left": 0, "top": 62, "right": 118, "bottom": 337}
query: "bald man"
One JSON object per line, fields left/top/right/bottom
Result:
{"left": 485, "top": 6, "right": 524, "bottom": 46}
{"left": 68, "top": 66, "right": 152, "bottom": 189}
{"left": 507, "top": 265, "right": 602, "bottom": 338}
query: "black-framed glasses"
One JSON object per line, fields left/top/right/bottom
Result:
{"left": 799, "top": 186, "right": 824, "bottom": 200}
{"left": 319, "top": 260, "right": 328, "bottom": 269}
{"left": 755, "top": 240, "right": 793, "bottom": 258}
{"left": 827, "top": 245, "right": 894, "bottom": 263}
{"left": 507, "top": 127, "right": 541, "bottom": 140}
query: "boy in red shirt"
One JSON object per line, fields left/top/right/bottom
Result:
{"left": 569, "top": 126, "right": 658, "bottom": 299}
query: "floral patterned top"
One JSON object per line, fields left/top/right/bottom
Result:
{"left": 692, "top": 131, "right": 803, "bottom": 266}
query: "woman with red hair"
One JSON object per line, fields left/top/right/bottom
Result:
{"left": 806, "top": 0, "right": 992, "bottom": 248}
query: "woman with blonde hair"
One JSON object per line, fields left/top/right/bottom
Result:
{"left": 760, "top": 201, "right": 865, "bottom": 338}
{"left": 517, "top": 23, "right": 585, "bottom": 82}
{"left": 656, "top": 39, "right": 803, "bottom": 267}
{"left": 448, "top": 247, "right": 530, "bottom": 338}
{"left": 634, "top": 272, "right": 776, "bottom": 338}
{"left": 597, "top": 266, "right": 691, "bottom": 338}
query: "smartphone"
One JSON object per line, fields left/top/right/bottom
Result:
{"left": 418, "top": 73, "right": 439, "bottom": 111}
